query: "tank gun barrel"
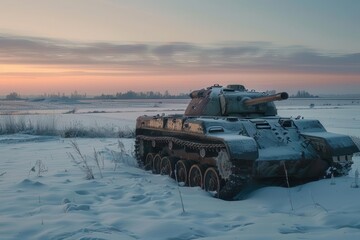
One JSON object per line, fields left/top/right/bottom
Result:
{"left": 244, "top": 92, "right": 288, "bottom": 106}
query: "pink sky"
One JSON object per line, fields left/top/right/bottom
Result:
{"left": 1, "top": 66, "right": 359, "bottom": 96}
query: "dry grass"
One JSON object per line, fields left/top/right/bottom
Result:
{"left": 0, "top": 115, "right": 135, "bottom": 138}
{"left": 68, "top": 141, "right": 94, "bottom": 180}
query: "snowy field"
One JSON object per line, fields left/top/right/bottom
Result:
{"left": 1, "top": 98, "right": 360, "bottom": 240}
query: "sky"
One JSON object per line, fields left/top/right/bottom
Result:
{"left": 0, "top": 0, "right": 359, "bottom": 95}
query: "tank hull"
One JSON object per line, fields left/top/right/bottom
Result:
{"left": 135, "top": 114, "right": 358, "bottom": 200}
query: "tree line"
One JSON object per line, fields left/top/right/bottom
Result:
{"left": 94, "top": 90, "right": 189, "bottom": 99}
{"left": 3, "top": 90, "right": 189, "bottom": 100}
{"left": 3, "top": 89, "right": 321, "bottom": 100}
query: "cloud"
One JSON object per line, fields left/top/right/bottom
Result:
{"left": 0, "top": 34, "right": 359, "bottom": 75}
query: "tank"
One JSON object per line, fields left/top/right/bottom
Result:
{"left": 135, "top": 84, "right": 359, "bottom": 200}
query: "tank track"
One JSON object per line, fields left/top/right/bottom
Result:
{"left": 328, "top": 161, "right": 353, "bottom": 177}
{"left": 135, "top": 135, "right": 252, "bottom": 200}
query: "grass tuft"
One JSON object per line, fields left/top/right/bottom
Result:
{"left": 68, "top": 141, "right": 95, "bottom": 180}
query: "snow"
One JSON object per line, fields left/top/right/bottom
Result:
{"left": 1, "top": 98, "right": 360, "bottom": 239}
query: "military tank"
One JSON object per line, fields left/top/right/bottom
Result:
{"left": 134, "top": 84, "right": 359, "bottom": 200}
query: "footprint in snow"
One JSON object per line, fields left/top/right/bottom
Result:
{"left": 63, "top": 203, "right": 90, "bottom": 212}
{"left": 75, "top": 190, "right": 90, "bottom": 195}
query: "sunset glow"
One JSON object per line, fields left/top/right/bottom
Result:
{"left": 1, "top": 68, "right": 358, "bottom": 96}
{"left": 0, "top": 0, "right": 359, "bottom": 96}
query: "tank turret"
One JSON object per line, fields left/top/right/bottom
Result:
{"left": 185, "top": 84, "right": 288, "bottom": 117}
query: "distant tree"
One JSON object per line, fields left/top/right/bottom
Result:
{"left": 95, "top": 94, "right": 115, "bottom": 99}
{"left": 70, "top": 90, "right": 87, "bottom": 99}
{"left": 5, "top": 92, "right": 21, "bottom": 100}
{"left": 291, "top": 90, "right": 318, "bottom": 98}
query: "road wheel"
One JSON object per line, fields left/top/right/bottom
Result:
{"left": 175, "top": 160, "right": 191, "bottom": 186}
{"left": 144, "top": 153, "right": 154, "bottom": 171}
{"left": 160, "top": 156, "right": 174, "bottom": 177}
{"left": 188, "top": 164, "right": 204, "bottom": 188}
{"left": 153, "top": 154, "right": 162, "bottom": 174}
{"left": 204, "top": 167, "right": 221, "bottom": 196}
